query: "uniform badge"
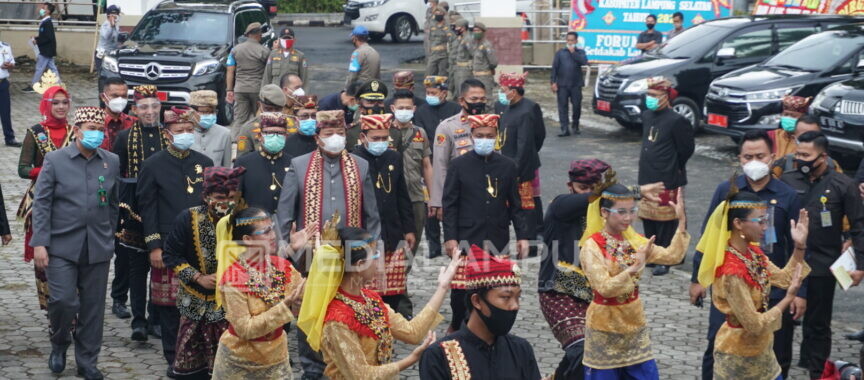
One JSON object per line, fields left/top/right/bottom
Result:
{"left": 458, "top": 148, "right": 469, "bottom": 155}
{"left": 435, "top": 134, "right": 446, "bottom": 146}
{"left": 37, "top": 132, "right": 47, "bottom": 141}
{"left": 195, "top": 164, "right": 202, "bottom": 174}
{"left": 290, "top": 56, "right": 300, "bottom": 62}
{"left": 237, "top": 137, "right": 247, "bottom": 152}
{"left": 457, "top": 139, "right": 469, "bottom": 147}
{"left": 388, "top": 165, "right": 394, "bottom": 171}
{"left": 371, "top": 81, "right": 380, "bottom": 92}
{"left": 455, "top": 128, "right": 465, "bottom": 134}
{"left": 272, "top": 57, "right": 281, "bottom": 61}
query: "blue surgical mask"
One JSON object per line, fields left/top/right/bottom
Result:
{"left": 347, "top": 104, "right": 359, "bottom": 112}
{"left": 263, "top": 134, "right": 286, "bottom": 153}
{"left": 80, "top": 130, "right": 104, "bottom": 150}
{"left": 498, "top": 91, "right": 510, "bottom": 106}
{"left": 366, "top": 141, "right": 389, "bottom": 156}
{"left": 426, "top": 95, "right": 442, "bottom": 106}
{"left": 299, "top": 119, "right": 317, "bottom": 136}
{"left": 780, "top": 116, "right": 797, "bottom": 133}
{"left": 171, "top": 132, "right": 195, "bottom": 151}
{"left": 394, "top": 109, "right": 414, "bottom": 123}
{"left": 473, "top": 138, "right": 495, "bottom": 156}
{"left": 198, "top": 114, "right": 217, "bottom": 129}
{"left": 645, "top": 95, "right": 660, "bottom": 111}
{"left": 566, "top": 43, "right": 576, "bottom": 50}
{"left": 39, "top": 8, "right": 46, "bottom": 17}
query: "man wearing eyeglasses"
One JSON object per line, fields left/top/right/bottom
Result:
{"left": 690, "top": 130, "right": 802, "bottom": 380}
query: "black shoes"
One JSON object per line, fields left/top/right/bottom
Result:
{"left": 166, "top": 364, "right": 176, "bottom": 378}
{"left": 112, "top": 303, "right": 131, "bottom": 319}
{"left": 21, "top": 85, "right": 34, "bottom": 92}
{"left": 557, "top": 132, "right": 571, "bottom": 137}
{"left": 5, "top": 140, "right": 21, "bottom": 147}
{"left": 130, "top": 326, "right": 148, "bottom": 341}
{"left": 573, "top": 128, "right": 581, "bottom": 135}
{"left": 846, "top": 329, "right": 864, "bottom": 341}
{"left": 48, "top": 345, "right": 67, "bottom": 373}
{"left": 77, "top": 367, "right": 104, "bottom": 380}
{"left": 652, "top": 265, "right": 670, "bottom": 276}
{"left": 148, "top": 324, "right": 162, "bottom": 338}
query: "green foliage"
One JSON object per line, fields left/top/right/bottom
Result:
{"left": 278, "top": 0, "right": 344, "bottom": 13}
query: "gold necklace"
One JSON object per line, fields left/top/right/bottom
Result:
{"left": 186, "top": 176, "right": 202, "bottom": 194}
{"left": 647, "top": 126, "right": 659, "bottom": 142}
{"left": 376, "top": 173, "right": 392, "bottom": 193}
{"left": 270, "top": 173, "right": 282, "bottom": 191}
{"left": 486, "top": 175, "right": 498, "bottom": 198}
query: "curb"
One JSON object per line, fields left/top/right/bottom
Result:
{"left": 273, "top": 13, "right": 344, "bottom": 27}
{"left": 275, "top": 19, "right": 344, "bottom": 27}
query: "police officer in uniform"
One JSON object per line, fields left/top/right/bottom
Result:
{"left": 470, "top": 23, "right": 498, "bottom": 109}
{"left": 262, "top": 27, "right": 308, "bottom": 87}
{"left": 347, "top": 79, "right": 388, "bottom": 149}
{"left": 346, "top": 26, "right": 381, "bottom": 89}
{"left": 426, "top": 6, "right": 452, "bottom": 76}
{"left": 226, "top": 22, "right": 270, "bottom": 131}
{"left": 449, "top": 18, "right": 472, "bottom": 101}
{"left": 234, "top": 84, "right": 289, "bottom": 157}
{"left": 235, "top": 113, "right": 293, "bottom": 215}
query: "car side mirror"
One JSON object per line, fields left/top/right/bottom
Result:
{"left": 118, "top": 32, "right": 129, "bottom": 43}
{"left": 717, "top": 47, "right": 736, "bottom": 59}
{"left": 261, "top": 24, "right": 271, "bottom": 34}
{"left": 856, "top": 59, "right": 864, "bottom": 73}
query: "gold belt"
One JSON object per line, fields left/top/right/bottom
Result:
{"left": 474, "top": 70, "right": 492, "bottom": 76}
{"left": 456, "top": 62, "right": 471, "bottom": 67}
{"left": 431, "top": 45, "right": 446, "bottom": 51}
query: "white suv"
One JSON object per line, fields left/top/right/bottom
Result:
{"left": 343, "top": 0, "right": 427, "bottom": 43}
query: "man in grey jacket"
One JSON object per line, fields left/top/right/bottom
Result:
{"left": 31, "top": 107, "right": 120, "bottom": 380}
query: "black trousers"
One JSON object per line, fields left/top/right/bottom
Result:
{"left": 555, "top": 340, "right": 585, "bottom": 380}
{"left": 382, "top": 294, "right": 414, "bottom": 319}
{"left": 154, "top": 304, "right": 179, "bottom": 366}
{"left": 801, "top": 276, "right": 836, "bottom": 379}
{"left": 0, "top": 78, "right": 15, "bottom": 144}
{"left": 556, "top": 85, "right": 583, "bottom": 133}
{"left": 128, "top": 245, "right": 151, "bottom": 329}
{"left": 425, "top": 216, "right": 443, "bottom": 259}
{"left": 701, "top": 296, "right": 794, "bottom": 380}
{"left": 110, "top": 241, "right": 130, "bottom": 305}
{"left": 642, "top": 219, "right": 680, "bottom": 265}
{"left": 450, "top": 289, "right": 467, "bottom": 331}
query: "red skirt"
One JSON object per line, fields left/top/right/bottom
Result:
{"left": 151, "top": 267, "right": 179, "bottom": 306}
{"left": 368, "top": 249, "right": 408, "bottom": 296}
{"left": 539, "top": 291, "right": 589, "bottom": 348}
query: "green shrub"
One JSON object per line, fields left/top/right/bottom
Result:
{"left": 278, "top": 0, "right": 344, "bottom": 13}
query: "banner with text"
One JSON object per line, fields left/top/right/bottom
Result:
{"left": 752, "top": 0, "right": 864, "bottom": 15}
{"left": 569, "top": 0, "right": 733, "bottom": 63}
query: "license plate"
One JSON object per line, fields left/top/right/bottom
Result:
{"left": 820, "top": 116, "right": 845, "bottom": 132}
{"left": 708, "top": 113, "right": 728, "bottom": 128}
{"left": 597, "top": 100, "right": 611, "bottom": 112}
{"left": 156, "top": 91, "right": 168, "bottom": 102}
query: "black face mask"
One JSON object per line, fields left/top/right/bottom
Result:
{"left": 475, "top": 295, "right": 518, "bottom": 337}
{"left": 363, "top": 105, "right": 386, "bottom": 115}
{"left": 796, "top": 157, "right": 821, "bottom": 175}
{"left": 646, "top": 23, "right": 655, "bottom": 30}
{"left": 463, "top": 101, "right": 486, "bottom": 115}
{"left": 435, "top": 14, "right": 445, "bottom": 22}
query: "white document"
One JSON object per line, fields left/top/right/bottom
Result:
{"left": 830, "top": 247, "right": 857, "bottom": 291}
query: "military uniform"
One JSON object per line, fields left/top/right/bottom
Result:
{"left": 235, "top": 150, "right": 291, "bottom": 214}
{"left": 472, "top": 38, "right": 498, "bottom": 109}
{"left": 429, "top": 112, "right": 471, "bottom": 209}
{"left": 426, "top": 20, "right": 453, "bottom": 76}
{"left": 262, "top": 48, "right": 308, "bottom": 87}
{"left": 228, "top": 37, "right": 270, "bottom": 129}
{"left": 449, "top": 35, "right": 473, "bottom": 100}
{"left": 345, "top": 42, "right": 381, "bottom": 89}
{"left": 137, "top": 147, "right": 213, "bottom": 367}
{"left": 394, "top": 123, "right": 431, "bottom": 254}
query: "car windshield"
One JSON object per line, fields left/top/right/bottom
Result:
{"left": 652, "top": 24, "right": 728, "bottom": 59}
{"left": 764, "top": 31, "right": 863, "bottom": 71}
{"left": 130, "top": 11, "right": 230, "bottom": 45}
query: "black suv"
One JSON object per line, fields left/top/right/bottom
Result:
{"left": 704, "top": 24, "right": 864, "bottom": 138}
{"left": 810, "top": 72, "right": 864, "bottom": 157}
{"left": 593, "top": 15, "right": 861, "bottom": 130}
{"left": 98, "top": 0, "right": 275, "bottom": 124}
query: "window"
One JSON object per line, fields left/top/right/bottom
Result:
{"left": 764, "top": 31, "right": 864, "bottom": 72}
{"left": 234, "top": 10, "right": 269, "bottom": 39}
{"left": 776, "top": 26, "right": 819, "bottom": 51}
{"left": 130, "top": 11, "right": 231, "bottom": 45}
{"left": 719, "top": 28, "right": 773, "bottom": 59}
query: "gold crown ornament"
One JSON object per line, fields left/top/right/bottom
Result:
{"left": 33, "top": 70, "right": 65, "bottom": 94}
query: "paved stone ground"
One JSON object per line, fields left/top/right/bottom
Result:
{"left": 0, "top": 68, "right": 862, "bottom": 380}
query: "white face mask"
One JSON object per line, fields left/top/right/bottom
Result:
{"left": 292, "top": 87, "right": 305, "bottom": 97}
{"left": 742, "top": 160, "right": 770, "bottom": 182}
{"left": 106, "top": 96, "right": 128, "bottom": 113}
{"left": 321, "top": 134, "right": 346, "bottom": 154}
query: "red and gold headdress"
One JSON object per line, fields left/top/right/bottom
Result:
{"left": 781, "top": 95, "right": 811, "bottom": 115}
{"left": 133, "top": 85, "right": 159, "bottom": 101}
{"left": 163, "top": 106, "right": 199, "bottom": 126}
{"left": 423, "top": 75, "right": 448, "bottom": 90}
{"left": 360, "top": 113, "right": 393, "bottom": 131}
{"left": 203, "top": 166, "right": 246, "bottom": 196}
{"left": 647, "top": 77, "right": 678, "bottom": 100}
{"left": 317, "top": 110, "right": 345, "bottom": 129}
{"left": 465, "top": 245, "right": 521, "bottom": 290}
{"left": 467, "top": 114, "right": 499, "bottom": 129}
{"left": 498, "top": 72, "right": 527, "bottom": 88}
{"left": 74, "top": 106, "right": 105, "bottom": 125}
{"left": 297, "top": 95, "right": 319, "bottom": 110}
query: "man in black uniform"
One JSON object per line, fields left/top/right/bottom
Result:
{"left": 287, "top": 95, "right": 321, "bottom": 158}
{"left": 414, "top": 75, "right": 461, "bottom": 143}
{"left": 137, "top": 106, "right": 214, "bottom": 377}
{"left": 346, "top": 79, "right": 389, "bottom": 149}
{"left": 637, "top": 78, "right": 694, "bottom": 276}
{"left": 442, "top": 114, "right": 531, "bottom": 331}
{"left": 496, "top": 72, "right": 545, "bottom": 244}
{"left": 635, "top": 14, "right": 663, "bottom": 53}
{"left": 235, "top": 113, "right": 292, "bottom": 215}
{"left": 352, "top": 113, "right": 416, "bottom": 317}
{"left": 779, "top": 131, "right": 864, "bottom": 378}
{"left": 318, "top": 81, "right": 362, "bottom": 126}
{"left": 419, "top": 244, "right": 542, "bottom": 380}
{"left": 113, "top": 85, "right": 170, "bottom": 342}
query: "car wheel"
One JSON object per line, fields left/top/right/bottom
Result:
{"left": 671, "top": 97, "right": 702, "bottom": 132}
{"left": 390, "top": 15, "right": 414, "bottom": 43}
{"left": 369, "top": 32, "right": 386, "bottom": 43}
{"left": 615, "top": 118, "right": 641, "bottom": 130}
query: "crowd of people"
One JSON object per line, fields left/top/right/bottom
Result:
{"left": 2, "top": 2, "right": 864, "bottom": 380}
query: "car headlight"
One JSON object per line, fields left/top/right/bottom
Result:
{"left": 758, "top": 114, "right": 782, "bottom": 126}
{"left": 359, "top": 0, "right": 389, "bottom": 8}
{"left": 364, "top": 14, "right": 378, "bottom": 22}
{"left": 102, "top": 56, "right": 119, "bottom": 73}
{"left": 745, "top": 87, "right": 797, "bottom": 102}
{"left": 192, "top": 59, "right": 220, "bottom": 76}
{"left": 622, "top": 76, "right": 668, "bottom": 94}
